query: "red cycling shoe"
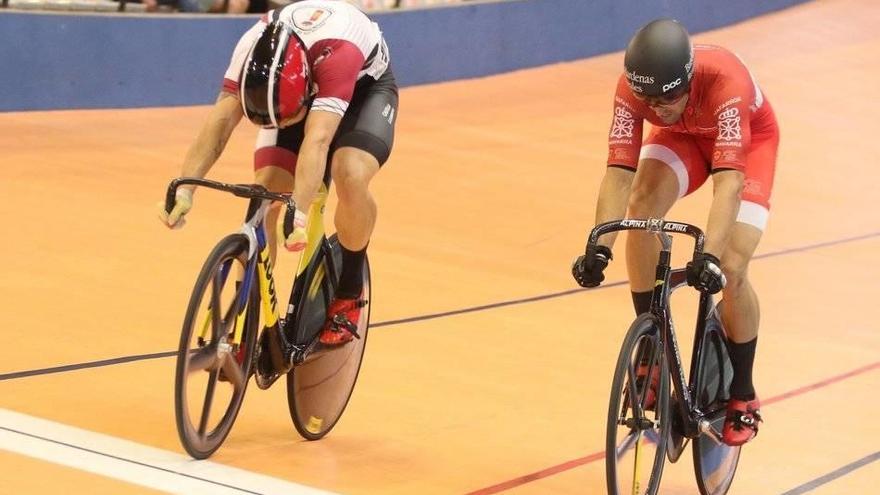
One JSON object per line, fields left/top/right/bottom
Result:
{"left": 635, "top": 363, "right": 661, "bottom": 411}
{"left": 319, "top": 295, "right": 367, "bottom": 346}
{"left": 722, "top": 397, "right": 762, "bottom": 446}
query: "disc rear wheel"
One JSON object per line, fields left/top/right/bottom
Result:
{"left": 693, "top": 311, "right": 741, "bottom": 495}
{"left": 286, "top": 234, "right": 371, "bottom": 440}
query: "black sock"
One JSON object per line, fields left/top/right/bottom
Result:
{"left": 337, "top": 244, "right": 366, "bottom": 299}
{"left": 727, "top": 337, "right": 757, "bottom": 400}
{"left": 631, "top": 291, "right": 653, "bottom": 316}
{"left": 632, "top": 291, "right": 654, "bottom": 364}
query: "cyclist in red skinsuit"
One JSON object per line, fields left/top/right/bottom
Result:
{"left": 573, "top": 19, "right": 777, "bottom": 446}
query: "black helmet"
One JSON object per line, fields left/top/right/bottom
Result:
{"left": 624, "top": 19, "right": 694, "bottom": 97}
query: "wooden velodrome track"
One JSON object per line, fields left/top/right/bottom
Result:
{"left": 1, "top": 0, "right": 878, "bottom": 493}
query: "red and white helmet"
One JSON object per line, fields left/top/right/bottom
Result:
{"left": 239, "top": 21, "right": 312, "bottom": 128}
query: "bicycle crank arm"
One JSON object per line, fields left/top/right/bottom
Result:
{"left": 698, "top": 419, "right": 724, "bottom": 445}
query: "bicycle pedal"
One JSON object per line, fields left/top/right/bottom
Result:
{"left": 331, "top": 315, "right": 361, "bottom": 339}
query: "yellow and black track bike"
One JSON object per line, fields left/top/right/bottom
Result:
{"left": 165, "top": 177, "right": 371, "bottom": 459}
{"left": 584, "top": 218, "right": 741, "bottom": 495}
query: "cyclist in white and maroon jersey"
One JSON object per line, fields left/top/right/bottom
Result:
{"left": 159, "top": 0, "right": 398, "bottom": 349}
{"left": 573, "top": 18, "right": 778, "bottom": 446}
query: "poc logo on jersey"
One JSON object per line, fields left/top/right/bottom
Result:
{"left": 662, "top": 78, "right": 682, "bottom": 93}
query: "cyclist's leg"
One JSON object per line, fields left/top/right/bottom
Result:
{"left": 331, "top": 147, "right": 379, "bottom": 282}
{"left": 321, "top": 69, "right": 398, "bottom": 344}
{"left": 718, "top": 222, "right": 764, "bottom": 445}
{"left": 626, "top": 131, "right": 709, "bottom": 293}
{"left": 719, "top": 225, "right": 761, "bottom": 346}
{"left": 719, "top": 123, "right": 777, "bottom": 445}
{"left": 331, "top": 69, "right": 397, "bottom": 296}
{"left": 253, "top": 126, "right": 302, "bottom": 263}
{"left": 719, "top": 124, "right": 777, "bottom": 348}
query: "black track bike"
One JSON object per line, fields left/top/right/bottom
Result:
{"left": 585, "top": 218, "right": 740, "bottom": 495}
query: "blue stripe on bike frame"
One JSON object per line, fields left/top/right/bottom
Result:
{"left": 779, "top": 451, "right": 880, "bottom": 495}
{"left": 1, "top": 231, "right": 878, "bottom": 382}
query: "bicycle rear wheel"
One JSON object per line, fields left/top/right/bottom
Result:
{"left": 286, "top": 234, "right": 371, "bottom": 440}
{"left": 606, "top": 313, "right": 671, "bottom": 495}
{"left": 174, "top": 234, "right": 258, "bottom": 459}
{"left": 692, "top": 309, "right": 741, "bottom": 495}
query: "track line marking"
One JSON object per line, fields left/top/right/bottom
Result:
{"left": 465, "top": 360, "right": 880, "bottom": 494}
{"left": 0, "top": 408, "right": 338, "bottom": 495}
{"left": 780, "top": 451, "right": 880, "bottom": 495}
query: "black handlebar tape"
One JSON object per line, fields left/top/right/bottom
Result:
{"left": 165, "top": 182, "right": 179, "bottom": 215}
{"left": 282, "top": 207, "right": 296, "bottom": 239}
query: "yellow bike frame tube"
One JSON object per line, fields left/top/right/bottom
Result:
{"left": 257, "top": 244, "right": 279, "bottom": 328}
{"left": 197, "top": 309, "right": 211, "bottom": 342}
{"left": 295, "top": 183, "right": 329, "bottom": 277}
{"left": 230, "top": 295, "right": 248, "bottom": 346}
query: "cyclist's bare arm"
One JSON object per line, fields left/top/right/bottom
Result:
{"left": 292, "top": 109, "right": 343, "bottom": 211}
{"left": 594, "top": 166, "right": 636, "bottom": 249}
{"left": 703, "top": 169, "right": 744, "bottom": 256}
{"left": 178, "top": 92, "right": 244, "bottom": 193}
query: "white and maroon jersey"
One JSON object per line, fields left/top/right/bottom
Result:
{"left": 222, "top": 0, "right": 390, "bottom": 117}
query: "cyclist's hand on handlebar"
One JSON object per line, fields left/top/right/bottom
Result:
{"left": 283, "top": 209, "right": 309, "bottom": 252}
{"left": 686, "top": 253, "right": 726, "bottom": 294}
{"left": 572, "top": 245, "right": 613, "bottom": 288}
{"left": 157, "top": 189, "right": 193, "bottom": 229}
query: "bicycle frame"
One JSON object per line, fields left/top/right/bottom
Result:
{"left": 165, "top": 177, "right": 337, "bottom": 365}
{"left": 587, "top": 218, "right": 726, "bottom": 442}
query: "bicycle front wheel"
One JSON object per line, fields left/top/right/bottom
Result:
{"left": 692, "top": 309, "right": 741, "bottom": 495}
{"left": 174, "top": 234, "right": 258, "bottom": 459}
{"left": 606, "top": 313, "right": 671, "bottom": 495}
{"left": 286, "top": 234, "right": 371, "bottom": 440}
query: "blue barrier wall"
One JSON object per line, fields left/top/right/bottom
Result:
{"left": 0, "top": 0, "right": 808, "bottom": 111}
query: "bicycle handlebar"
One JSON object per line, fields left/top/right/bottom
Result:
{"left": 585, "top": 218, "right": 705, "bottom": 261}
{"left": 165, "top": 177, "right": 300, "bottom": 237}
